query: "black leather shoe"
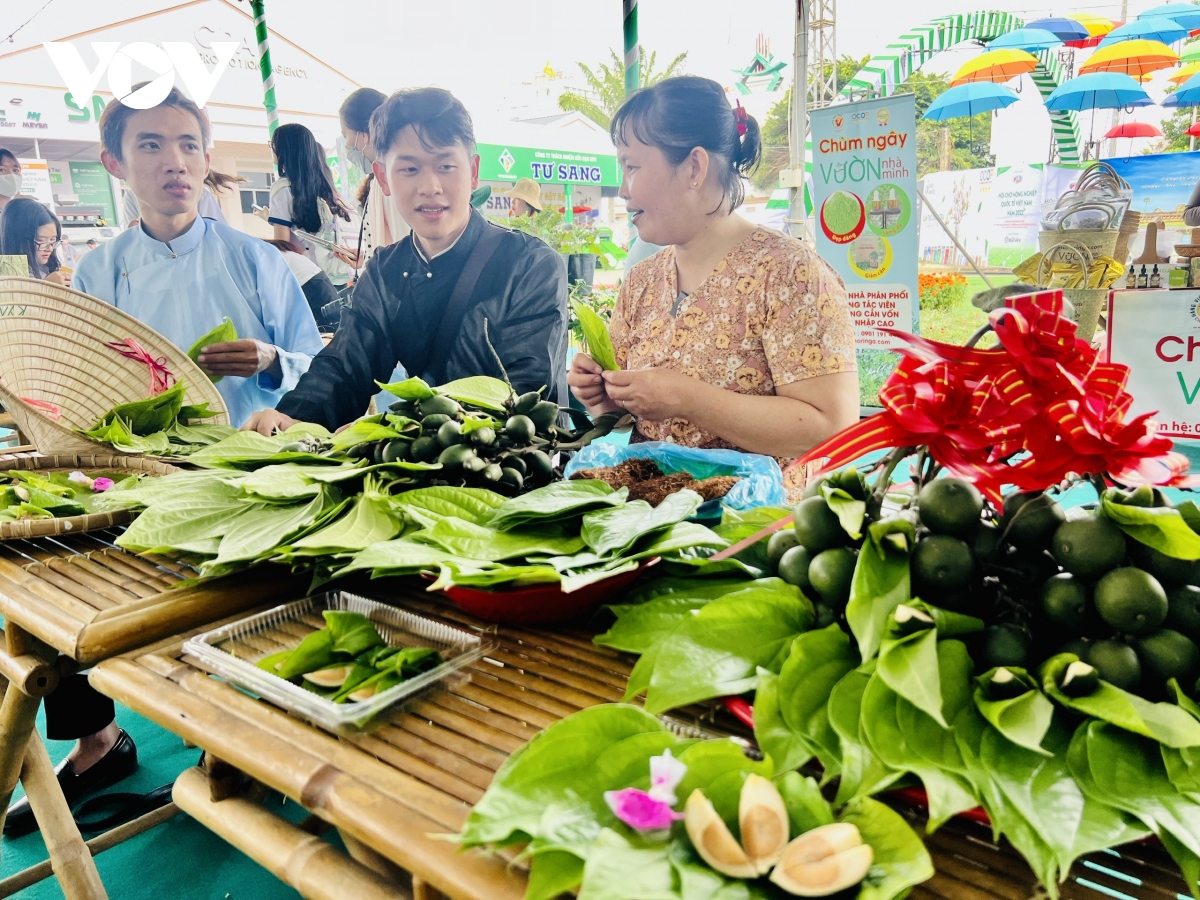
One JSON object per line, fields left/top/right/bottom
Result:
{"left": 3, "top": 730, "right": 138, "bottom": 838}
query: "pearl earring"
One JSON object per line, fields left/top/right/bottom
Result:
{"left": 692, "top": 181, "right": 698, "bottom": 187}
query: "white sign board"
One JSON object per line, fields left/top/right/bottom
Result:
{"left": 16, "top": 159, "right": 53, "bottom": 205}
{"left": 1107, "top": 289, "right": 1200, "bottom": 438}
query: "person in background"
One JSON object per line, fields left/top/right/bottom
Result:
{"left": 243, "top": 87, "right": 568, "bottom": 435}
{"left": 341, "top": 87, "right": 409, "bottom": 256}
{"left": 58, "top": 238, "right": 80, "bottom": 268}
{"left": 0, "top": 150, "right": 20, "bottom": 220}
{"left": 263, "top": 237, "right": 341, "bottom": 332}
{"left": 268, "top": 123, "right": 355, "bottom": 289}
{"left": 505, "top": 177, "right": 542, "bottom": 218}
{"left": 84, "top": 238, "right": 99, "bottom": 253}
{"left": 568, "top": 76, "right": 859, "bottom": 496}
{"left": 0, "top": 197, "right": 70, "bottom": 285}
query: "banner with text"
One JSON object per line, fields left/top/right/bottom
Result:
{"left": 809, "top": 94, "right": 918, "bottom": 405}
{"left": 1107, "top": 289, "right": 1200, "bottom": 438}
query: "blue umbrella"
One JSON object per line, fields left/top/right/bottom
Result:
{"left": 1141, "top": 3, "right": 1200, "bottom": 32}
{"left": 1026, "top": 17, "right": 1090, "bottom": 41}
{"left": 923, "top": 82, "right": 1020, "bottom": 120}
{"left": 1045, "top": 72, "right": 1154, "bottom": 111}
{"left": 1099, "top": 18, "right": 1189, "bottom": 47}
{"left": 989, "top": 28, "right": 1064, "bottom": 52}
{"left": 1164, "top": 72, "right": 1200, "bottom": 106}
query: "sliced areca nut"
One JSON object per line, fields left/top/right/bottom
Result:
{"left": 347, "top": 683, "right": 380, "bottom": 702}
{"left": 739, "top": 774, "right": 790, "bottom": 874}
{"left": 983, "top": 667, "right": 1026, "bottom": 701}
{"left": 684, "top": 789, "right": 758, "bottom": 879}
{"left": 771, "top": 840, "right": 873, "bottom": 897}
{"left": 301, "top": 665, "right": 352, "bottom": 688}
{"left": 892, "top": 604, "right": 935, "bottom": 636}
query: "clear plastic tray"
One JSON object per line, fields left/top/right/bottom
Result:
{"left": 182, "top": 591, "right": 490, "bottom": 734}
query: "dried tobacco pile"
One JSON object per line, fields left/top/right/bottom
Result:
{"left": 572, "top": 458, "right": 740, "bottom": 507}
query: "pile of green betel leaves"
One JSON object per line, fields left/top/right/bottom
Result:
{"left": 97, "top": 464, "right": 740, "bottom": 589}
{"left": 256, "top": 609, "right": 440, "bottom": 704}
{"left": 0, "top": 469, "right": 139, "bottom": 522}
{"left": 591, "top": 466, "right": 1200, "bottom": 899}
{"left": 77, "top": 380, "right": 237, "bottom": 457}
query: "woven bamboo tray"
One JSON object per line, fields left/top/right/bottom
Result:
{"left": 0, "top": 452, "right": 177, "bottom": 540}
{"left": 90, "top": 586, "right": 1199, "bottom": 900}
{"left": 0, "top": 528, "right": 307, "bottom": 665}
{"left": 0, "top": 277, "right": 227, "bottom": 455}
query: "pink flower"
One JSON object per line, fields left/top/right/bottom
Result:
{"left": 604, "top": 788, "right": 684, "bottom": 831}
{"left": 90, "top": 478, "right": 115, "bottom": 493}
{"left": 603, "top": 749, "right": 688, "bottom": 833}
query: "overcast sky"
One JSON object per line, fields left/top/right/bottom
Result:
{"left": 3, "top": 0, "right": 1185, "bottom": 162}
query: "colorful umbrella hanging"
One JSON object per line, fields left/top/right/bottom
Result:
{"left": 1163, "top": 71, "right": 1200, "bottom": 105}
{"left": 1079, "top": 39, "right": 1180, "bottom": 76}
{"left": 1186, "top": 121, "right": 1200, "bottom": 136}
{"left": 1103, "top": 121, "right": 1163, "bottom": 137}
{"left": 1170, "top": 61, "right": 1200, "bottom": 83}
{"left": 923, "top": 82, "right": 1021, "bottom": 119}
{"left": 1026, "top": 17, "right": 1091, "bottom": 41}
{"left": 951, "top": 48, "right": 1039, "bottom": 85}
{"left": 1066, "top": 13, "right": 1120, "bottom": 48}
{"left": 1099, "top": 18, "right": 1188, "bottom": 47}
{"left": 1044, "top": 72, "right": 1154, "bottom": 110}
{"left": 989, "top": 28, "right": 1064, "bottom": 52}
{"left": 1140, "top": 3, "right": 1200, "bottom": 32}
{"left": 1183, "top": 39, "right": 1200, "bottom": 63}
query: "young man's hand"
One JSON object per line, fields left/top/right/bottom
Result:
{"left": 567, "top": 352, "right": 624, "bottom": 418}
{"left": 241, "top": 408, "right": 299, "bottom": 436}
{"left": 198, "top": 340, "right": 281, "bottom": 379}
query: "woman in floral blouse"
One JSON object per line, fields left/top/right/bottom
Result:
{"left": 568, "top": 76, "right": 859, "bottom": 490}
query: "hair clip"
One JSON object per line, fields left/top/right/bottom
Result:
{"left": 734, "top": 102, "right": 749, "bottom": 137}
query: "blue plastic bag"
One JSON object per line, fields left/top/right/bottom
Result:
{"left": 563, "top": 441, "right": 786, "bottom": 510}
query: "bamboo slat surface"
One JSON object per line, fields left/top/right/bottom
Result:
{"left": 0, "top": 528, "right": 308, "bottom": 664}
{"left": 86, "top": 581, "right": 1199, "bottom": 900}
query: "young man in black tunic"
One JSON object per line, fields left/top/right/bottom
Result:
{"left": 245, "top": 88, "right": 568, "bottom": 434}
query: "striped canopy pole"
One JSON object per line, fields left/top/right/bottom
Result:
{"left": 250, "top": 0, "right": 279, "bottom": 137}
{"left": 623, "top": 0, "right": 640, "bottom": 95}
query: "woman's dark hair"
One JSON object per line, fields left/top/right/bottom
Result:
{"left": 0, "top": 197, "right": 61, "bottom": 276}
{"left": 610, "top": 75, "right": 762, "bottom": 212}
{"left": 205, "top": 170, "right": 245, "bottom": 194}
{"left": 262, "top": 237, "right": 305, "bottom": 255}
{"left": 370, "top": 88, "right": 475, "bottom": 160}
{"left": 0, "top": 149, "right": 17, "bottom": 169}
{"left": 340, "top": 88, "right": 386, "bottom": 135}
{"left": 272, "top": 123, "right": 351, "bottom": 232}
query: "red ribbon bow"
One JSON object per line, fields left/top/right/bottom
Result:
{"left": 734, "top": 103, "right": 748, "bottom": 137}
{"left": 104, "top": 338, "right": 176, "bottom": 395}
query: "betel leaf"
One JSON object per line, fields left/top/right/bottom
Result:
{"left": 284, "top": 491, "right": 405, "bottom": 556}
{"left": 391, "top": 485, "right": 505, "bottom": 528}
{"left": 821, "top": 483, "right": 866, "bottom": 540}
{"left": 642, "top": 585, "right": 813, "bottom": 714}
{"left": 116, "top": 477, "right": 247, "bottom": 555}
{"left": 753, "top": 668, "right": 817, "bottom": 775}
{"left": 209, "top": 490, "right": 338, "bottom": 567}
{"left": 775, "top": 771, "right": 834, "bottom": 836}
{"left": 847, "top": 516, "right": 914, "bottom": 661}
{"left": 1101, "top": 489, "right": 1200, "bottom": 560}
{"left": 410, "top": 516, "right": 584, "bottom": 560}
{"left": 375, "top": 376, "right": 436, "bottom": 401}
{"left": 437, "top": 376, "right": 514, "bottom": 412}
{"left": 876, "top": 628, "right": 946, "bottom": 727}
{"left": 322, "top": 610, "right": 386, "bottom": 656}
{"left": 276, "top": 628, "right": 336, "bottom": 679}
{"left": 338, "top": 537, "right": 471, "bottom": 579}
{"left": 459, "top": 704, "right": 671, "bottom": 848}
{"left": 672, "top": 739, "right": 772, "bottom": 811}
{"left": 973, "top": 667, "right": 1055, "bottom": 755}
{"left": 486, "top": 480, "right": 625, "bottom": 531}
{"left": 329, "top": 420, "right": 405, "bottom": 452}
{"left": 775, "top": 624, "right": 858, "bottom": 776}
{"left": 581, "top": 490, "right": 702, "bottom": 558}
{"left": 526, "top": 850, "right": 585, "bottom": 900}
{"left": 571, "top": 300, "right": 619, "bottom": 371}
{"left": 595, "top": 595, "right": 712, "bottom": 654}
{"left": 187, "top": 317, "right": 238, "bottom": 383}
{"left": 1042, "top": 653, "right": 1200, "bottom": 748}
{"left": 576, "top": 830, "right": 675, "bottom": 900}
{"left": 829, "top": 665, "right": 903, "bottom": 805}
{"left": 839, "top": 796, "right": 935, "bottom": 900}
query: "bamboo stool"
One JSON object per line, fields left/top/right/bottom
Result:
{"left": 0, "top": 529, "right": 308, "bottom": 899}
{"left": 88, "top": 584, "right": 1196, "bottom": 900}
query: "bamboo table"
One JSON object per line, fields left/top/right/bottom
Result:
{"left": 87, "top": 584, "right": 1198, "bottom": 900}
{"left": 0, "top": 527, "right": 309, "bottom": 899}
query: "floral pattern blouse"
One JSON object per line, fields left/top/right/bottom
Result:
{"left": 608, "top": 227, "right": 856, "bottom": 492}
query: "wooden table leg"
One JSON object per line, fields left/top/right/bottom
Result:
{"left": 20, "top": 731, "right": 107, "bottom": 899}
{"left": 412, "top": 878, "right": 448, "bottom": 900}
{"left": 0, "top": 676, "right": 41, "bottom": 837}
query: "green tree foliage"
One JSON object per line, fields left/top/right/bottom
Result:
{"left": 557, "top": 48, "right": 688, "bottom": 129}
{"left": 895, "top": 72, "right": 994, "bottom": 177}
{"left": 1152, "top": 86, "right": 1195, "bottom": 154}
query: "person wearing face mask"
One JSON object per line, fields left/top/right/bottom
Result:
{"left": 0, "top": 150, "right": 22, "bottom": 220}
{"left": 0, "top": 197, "right": 69, "bottom": 285}
{"left": 567, "top": 76, "right": 858, "bottom": 496}
{"left": 341, "top": 87, "right": 409, "bottom": 257}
